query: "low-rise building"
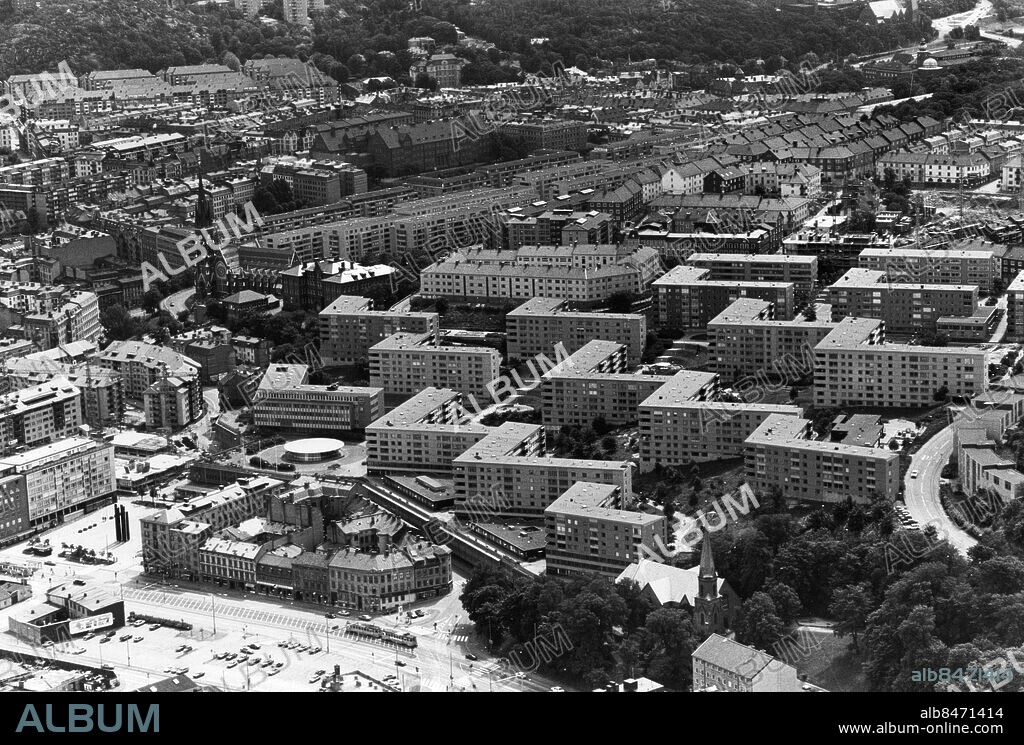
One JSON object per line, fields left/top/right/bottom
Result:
{"left": 328, "top": 542, "right": 452, "bottom": 611}
{"left": 692, "top": 633, "right": 805, "bottom": 693}
{"left": 252, "top": 363, "right": 384, "bottom": 432}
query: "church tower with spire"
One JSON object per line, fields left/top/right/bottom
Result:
{"left": 693, "top": 527, "right": 728, "bottom": 638}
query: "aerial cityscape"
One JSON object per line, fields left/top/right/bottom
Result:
{"left": 0, "top": 0, "right": 1021, "bottom": 717}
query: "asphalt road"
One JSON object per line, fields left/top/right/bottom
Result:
{"left": 160, "top": 287, "right": 196, "bottom": 318}
{"left": 903, "top": 426, "right": 978, "bottom": 554}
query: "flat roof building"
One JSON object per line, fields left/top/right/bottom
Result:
{"left": 365, "top": 388, "right": 491, "bottom": 474}
{"left": 252, "top": 363, "right": 383, "bottom": 432}
{"left": 545, "top": 481, "right": 667, "bottom": 578}
{"left": 826, "top": 268, "right": 979, "bottom": 334}
{"left": 319, "top": 295, "right": 439, "bottom": 367}
{"left": 452, "top": 423, "right": 634, "bottom": 520}
{"left": 541, "top": 340, "right": 675, "bottom": 430}
{"left": 744, "top": 414, "right": 900, "bottom": 503}
{"left": 707, "top": 298, "right": 835, "bottom": 383}
{"left": 368, "top": 332, "right": 501, "bottom": 401}
{"left": 638, "top": 372, "right": 801, "bottom": 470}
{"left": 813, "top": 317, "right": 987, "bottom": 408}
{"left": 654, "top": 264, "right": 796, "bottom": 330}
{"left": 506, "top": 297, "right": 647, "bottom": 365}
{"left": 686, "top": 253, "right": 818, "bottom": 294}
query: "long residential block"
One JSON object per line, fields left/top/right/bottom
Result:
{"left": 452, "top": 423, "right": 634, "bottom": 520}
{"left": 857, "top": 246, "right": 1000, "bottom": 287}
{"left": 744, "top": 414, "right": 900, "bottom": 503}
{"left": 365, "top": 387, "right": 490, "bottom": 474}
{"left": 369, "top": 332, "right": 501, "bottom": 400}
{"left": 540, "top": 340, "right": 677, "bottom": 429}
{"left": 813, "top": 317, "right": 987, "bottom": 408}
{"left": 638, "top": 372, "right": 801, "bottom": 470}
{"left": 252, "top": 363, "right": 384, "bottom": 432}
{"left": 319, "top": 294, "right": 440, "bottom": 366}
{"left": 707, "top": 298, "right": 835, "bottom": 383}
{"left": 506, "top": 297, "right": 647, "bottom": 365}
{"left": 686, "top": 253, "right": 818, "bottom": 295}
{"left": 826, "top": 268, "right": 979, "bottom": 333}
{"left": 654, "top": 264, "right": 795, "bottom": 329}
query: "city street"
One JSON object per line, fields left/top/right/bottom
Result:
{"left": 903, "top": 426, "right": 978, "bottom": 554}
{"left": 0, "top": 502, "right": 560, "bottom": 691}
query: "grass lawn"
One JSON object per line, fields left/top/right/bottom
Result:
{"left": 778, "top": 631, "right": 866, "bottom": 692}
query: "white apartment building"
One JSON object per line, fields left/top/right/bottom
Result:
{"left": 365, "top": 388, "right": 491, "bottom": 474}
{"left": 858, "top": 246, "right": 1000, "bottom": 287}
{"left": 0, "top": 378, "right": 83, "bottom": 449}
{"left": 0, "top": 437, "right": 116, "bottom": 527}
{"left": 507, "top": 297, "right": 647, "bottom": 365}
{"left": 319, "top": 295, "right": 439, "bottom": 367}
{"left": 368, "top": 332, "right": 501, "bottom": 401}
{"left": 813, "top": 317, "right": 987, "bottom": 408}
{"left": 638, "top": 373, "right": 801, "bottom": 470}
{"left": 452, "top": 423, "right": 634, "bottom": 520}
{"left": 744, "top": 414, "right": 900, "bottom": 503}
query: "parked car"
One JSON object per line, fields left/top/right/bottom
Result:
{"left": 911, "top": 470, "right": 920, "bottom": 478}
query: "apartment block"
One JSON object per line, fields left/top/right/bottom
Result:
{"left": 365, "top": 388, "right": 491, "bottom": 474}
{"left": 1007, "top": 271, "right": 1024, "bottom": 341}
{"left": 97, "top": 341, "right": 201, "bottom": 402}
{"left": 0, "top": 437, "right": 116, "bottom": 528}
{"left": 506, "top": 297, "right": 647, "bottom": 365}
{"left": 253, "top": 364, "right": 384, "bottom": 432}
{"left": 686, "top": 253, "right": 818, "bottom": 295}
{"left": 744, "top": 414, "right": 900, "bottom": 503}
{"left": 369, "top": 332, "right": 501, "bottom": 400}
{"left": 638, "top": 373, "right": 801, "bottom": 470}
{"left": 707, "top": 298, "right": 835, "bottom": 383}
{"left": 328, "top": 543, "right": 453, "bottom": 612}
{"left": 858, "top": 246, "right": 1000, "bottom": 287}
{"left": 140, "top": 476, "right": 284, "bottom": 578}
{"left": 541, "top": 340, "right": 673, "bottom": 430}
{"left": 419, "top": 245, "right": 664, "bottom": 305}
{"left": 826, "top": 268, "right": 979, "bottom": 333}
{"left": 0, "top": 283, "right": 101, "bottom": 350}
{"left": 319, "top": 295, "right": 440, "bottom": 367}
{"left": 545, "top": 482, "right": 668, "bottom": 578}
{"left": 813, "top": 318, "right": 987, "bottom": 408}
{"left": 0, "top": 379, "right": 83, "bottom": 449}
{"left": 654, "top": 265, "right": 795, "bottom": 330}
{"left": 452, "top": 423, "right": 634, "bottom": 520}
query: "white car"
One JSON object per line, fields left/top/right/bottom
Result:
{"left": 910, "top": 470, "right": 920, "bottom": 479}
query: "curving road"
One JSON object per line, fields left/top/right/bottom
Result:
{"left": 161, "top": 287, "right": 196, "bottom": 318}
{"left": 903, "top": 426, "right": 978, "bottom": 554}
